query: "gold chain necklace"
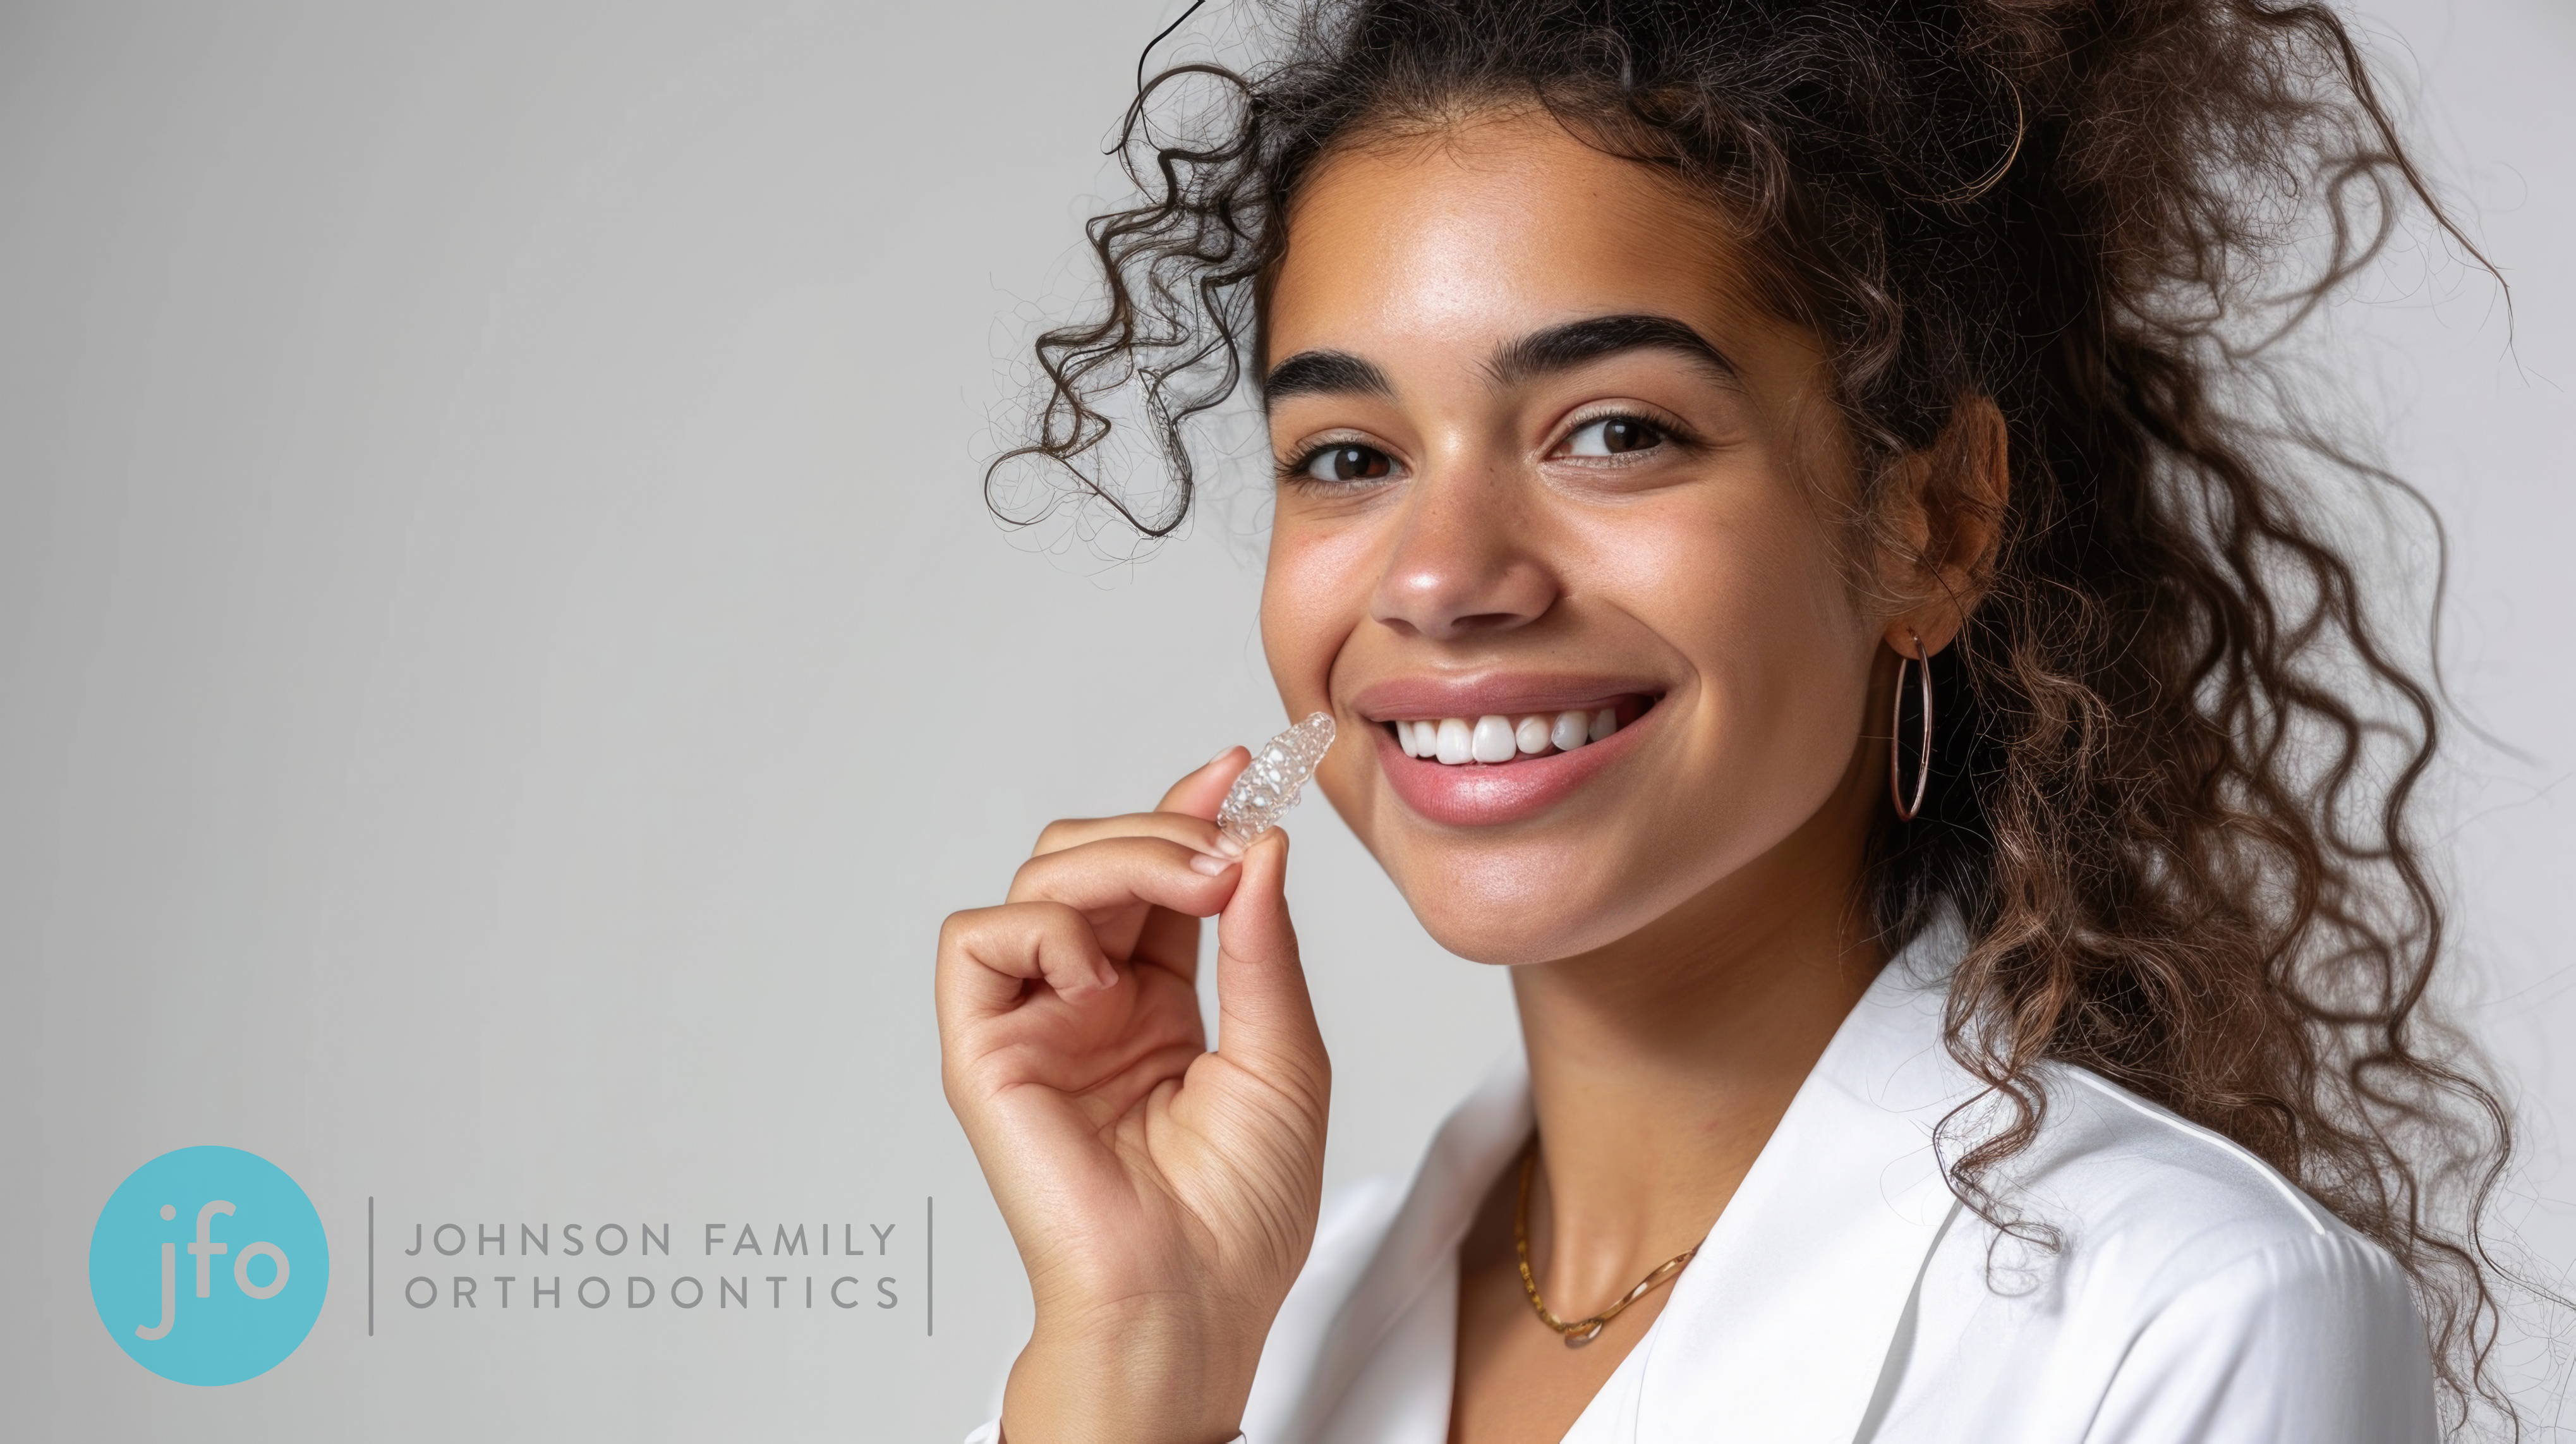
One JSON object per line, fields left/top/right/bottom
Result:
{"left": 1514, "top": 1143, "right": 1698, "bottom": 1348}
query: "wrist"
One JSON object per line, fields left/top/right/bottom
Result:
{"left": 1000, "top": 1302, "right": 1267, "bottom": 1444}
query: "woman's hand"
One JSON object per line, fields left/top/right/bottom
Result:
{"left": 938, "top": 750, "right": 1331, "bottom": 1444}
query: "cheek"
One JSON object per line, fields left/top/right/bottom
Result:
{"left": 1712, "top": 533, "right": 1862, "bottom": 705}
{"left": 1258, "top": 516, "right": 1381, "bottom": 705}
{"left": 1262, "top": 513, "right": 1400, "bottom": 840}
{"left": 1580, "top": 491, "right": 1872, "bottom": 777}
{"left": 1586, "top": 490, "right": 1859, "bottom": 651}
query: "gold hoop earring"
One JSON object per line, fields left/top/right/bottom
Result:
{"left": 1890, "top": 631, "right": 1933, "bottom": 822}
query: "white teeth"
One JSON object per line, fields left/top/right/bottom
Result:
{"left": 1515, "top": 716, "right": 1552, "bottom": 755}
{"left": 1552, "top": 711, "right": 1590, "bottom": 751}
{"left": 1470, "top": 715, "right": 1518, "bottom": 764}
{"left": 1436, "top": 717, "right": 1473, "bottom": 765}
{"left": 1395, "top": 704, "right": 1637, "bottom": 764}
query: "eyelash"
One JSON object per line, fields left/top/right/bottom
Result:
{"left": 1278, "top": 438, "right": 1396, "bottom": 488}
{"left": 1274, "top": 408, "right": 1702, "bottom": 490}
{"left": 1555, "top": 409, "right": 1697, "bottom": 461}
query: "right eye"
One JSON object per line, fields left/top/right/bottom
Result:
{"left": 1300, "top": 444, "right": 1394, "bottom": 483}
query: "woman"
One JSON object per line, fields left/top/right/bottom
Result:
{"left": 939, "top": 3, "right": 2517, "bottom": 1440}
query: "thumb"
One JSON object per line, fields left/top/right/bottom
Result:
{"left": 1212, "top": 830, "right": 1327, "bottom": 1101}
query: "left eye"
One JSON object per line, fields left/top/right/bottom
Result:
{"left": 1301, "top": 444, "right": 1394, "bottom": 482}
{"left": 1563, "top": 416, "right": 1664, "bottom": 457}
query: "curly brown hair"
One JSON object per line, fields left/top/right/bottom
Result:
{"left": 988, "top": 0, "right": 2531, "bottom": 1429}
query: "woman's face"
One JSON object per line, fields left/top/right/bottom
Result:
{"left": 1261, "top": 112, "right": 1906, "bottom": 966}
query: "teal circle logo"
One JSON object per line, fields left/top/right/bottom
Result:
{"left": 88, "top": 1146, "right": 330, "bottom": 1385}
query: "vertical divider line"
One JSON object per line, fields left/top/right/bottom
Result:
{"left": 368, "top": 1196, "right": 376, "bottom": 1338}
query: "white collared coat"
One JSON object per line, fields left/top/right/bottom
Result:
{"left": 971, "top": 922, "right": 2439, "bottom": 1443}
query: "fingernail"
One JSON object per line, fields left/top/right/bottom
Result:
{"left": 1205, "top": 745, "right": 1238, "bottom": 767}
{"left": 1210, "top": 832, "right": 1246, "bottom": 859}
{"left": 1189, "top": 851, "right": 1237, "bottom": 876}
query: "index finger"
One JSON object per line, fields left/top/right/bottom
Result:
{"left": 1031, "top": 810, "right": 1231, "bottom": 861}
{"left": 1159, "top": 744, "right": 1249, "bottom": 819}
{"left": 1026, "top": 748, "right": 1250, "bottom": 861}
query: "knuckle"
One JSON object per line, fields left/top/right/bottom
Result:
{"left": 1005, "top": 851, "right": 1057, "bottom": 897}
{"left": 940, "top": 905, "right": 1044, "bottom": 967}
{"left": 939, "top": 904, "right": 1000, "bottom": 947}
{"left": 1023, "top": 899, "right": 1085, "bottom": 933}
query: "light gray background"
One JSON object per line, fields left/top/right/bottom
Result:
{"left": 4, "top": 2, "right": 2568, "bottom": 1438}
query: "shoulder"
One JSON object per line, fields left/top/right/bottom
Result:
{"left": 1876, "top": 1063, "right": 2437, "bottom": 1443}
{"left": 1916, "top": 1058, "right": 2435, "bottom": 1314}
{"left": 2014, "top": 1062, "right": 2349, "bottom": 1265}
{"left": 1982, "top": 1062, "right": 2422, "bottom": 1318}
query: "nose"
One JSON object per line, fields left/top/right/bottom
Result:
{"left": 1368, "top": 464, "right": 1560, "bottom": 641}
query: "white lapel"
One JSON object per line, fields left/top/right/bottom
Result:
{"left": 1265, "top": 1051, "right": 1534, "bottom": 1444}
{"left": 1266, "top": 916, "right": 1980, "bottom": 1444}
{"left": 1614, "top": 916, "right": 1980, "bottom": 1443}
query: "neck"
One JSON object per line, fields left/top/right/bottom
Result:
{"left": 1511, "top": 753, "right": 1886, "bottom": 1313}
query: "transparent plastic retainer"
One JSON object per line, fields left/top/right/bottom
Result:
{"left": 1217, "top": 712, "right": 1336, "bottom": 847}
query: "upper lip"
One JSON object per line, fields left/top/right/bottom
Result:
{"left": 1346, "top": 672, "right": 1667, "bottom": 720}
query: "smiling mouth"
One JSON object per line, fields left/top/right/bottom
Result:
{"left": 1382, "top": 695, "right": 1657, "bottom": 766}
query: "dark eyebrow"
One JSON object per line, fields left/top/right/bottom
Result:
{"left": 1262, "top": 349, "right": 1395, "bottom": 405}
{"left": 1488, "top": 313, "right": 1741, "bottom": 389}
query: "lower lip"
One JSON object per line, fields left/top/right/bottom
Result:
{"left": 1372, "top": 707, "right": 1656, "bottom": 828}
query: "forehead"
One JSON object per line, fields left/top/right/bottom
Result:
{"left": 1266, "top": 112, "right": 1757, "bottom": 361}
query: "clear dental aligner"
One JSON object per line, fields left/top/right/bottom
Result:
{"left": 1390, "top": 708, "right": 1624, "bottom": 765}
{"left": 1218, "top": 712, "right": 1338, "bottom": 847}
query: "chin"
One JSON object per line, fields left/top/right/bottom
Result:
{"left": 1386, "top": 846, "right": 1672, "bottom": 967}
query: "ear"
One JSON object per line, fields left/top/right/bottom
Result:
{"left": 1875, "top": 394, "right": 2009, "bottom": 660}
